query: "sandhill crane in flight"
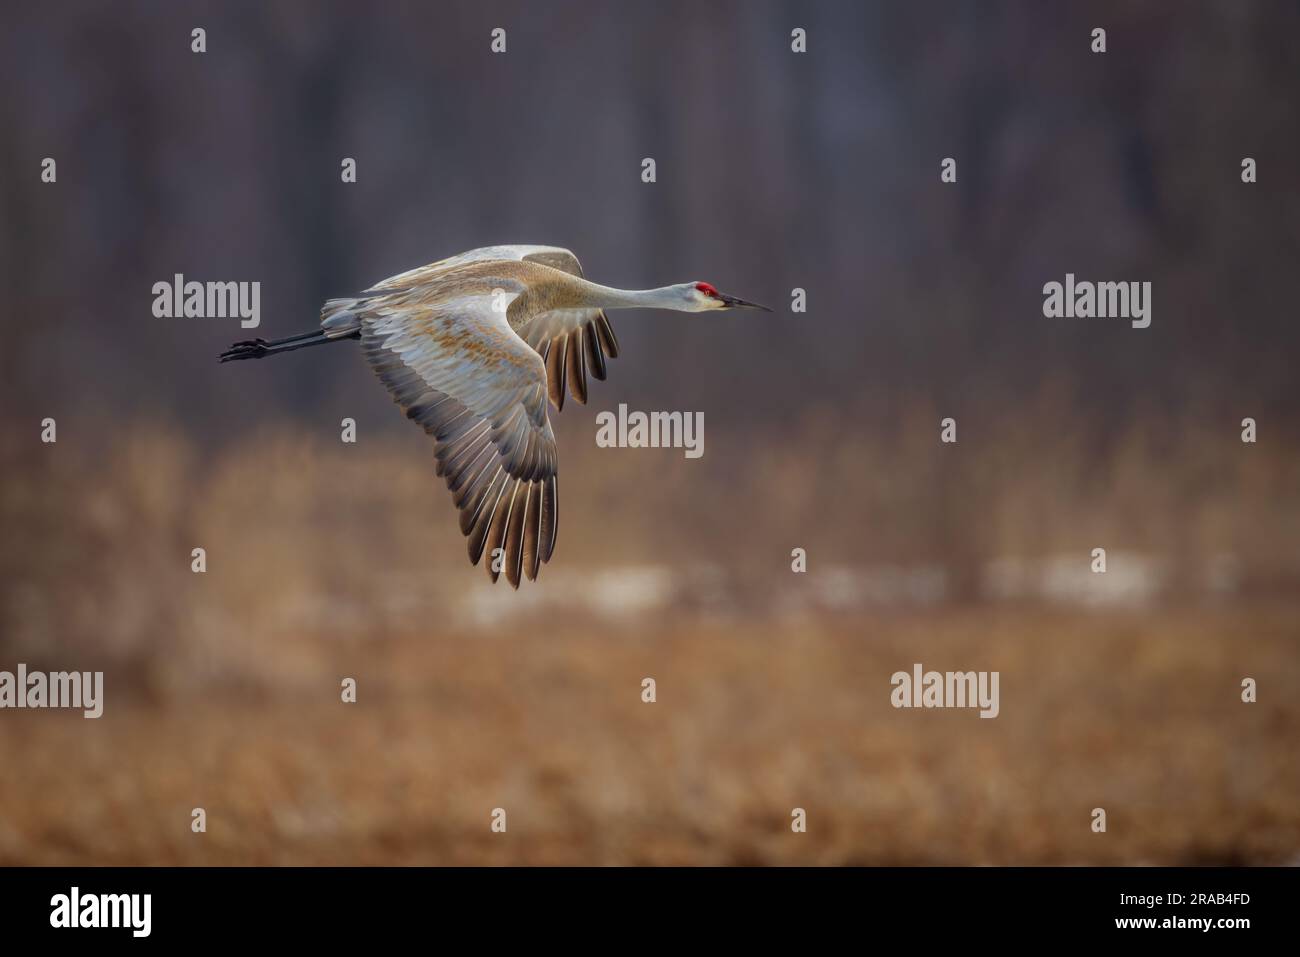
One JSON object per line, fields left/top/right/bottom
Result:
{"left": 219, "top": 245, "right": 769, "bottom": 587}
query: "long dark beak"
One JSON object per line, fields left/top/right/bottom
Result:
{"left": 720, "top": 294, "right": 772, "bottom": 312}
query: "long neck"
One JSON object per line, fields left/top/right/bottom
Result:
{"left": 573, "top": 279, "right": 686, "bottom": 311}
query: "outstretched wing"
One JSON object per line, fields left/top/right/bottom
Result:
{"left": 522, "top": 301, "right": 620, "bottom": 412}
{"left": 360, "top": 287, "right": 559, "bottom": 587}
{"left": 509, "top": 248, "right": 620, "bottom": 411}
{"left": 367, "top": 245, "right": 620, "bottom": 411}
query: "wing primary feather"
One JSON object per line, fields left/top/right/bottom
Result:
{"left": 437, "top": 421, "right": 492, "bottom": 478}
{"left": 565, "top": 329, "right": 588, "bottom": 404}
{"left": 484, "top": 479, "right": 519, "bottom": 582}
{"left": 546, "top": 336, "right": 567, "bottom": 411}
{"left": 503, "top": 480, "right": 528, "bottom": 588}
{"left": 458, "top": 457, "right": 503, "bottom": 532}
{"left": 583, "top": 322, "right": 607, "bottom": 381}
{"left": 522, "top": 481, "right": 542, "bottom": 581}
{"left": 455, "top": 454, "right": 499, "bottom": 527}
{"left": 446, "top": 436, "right": 495, "bottom": 495}
{"left": 539, "top": 475, "right": 558, "bottom": 563}
{"left": 595, "top": 312, "right": 620, "bottom": 358}
{"left": 466, "top": 468, "right": 509, "bottom": 564}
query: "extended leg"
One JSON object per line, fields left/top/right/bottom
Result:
{"left": 218, "top": 329, "right": 359, "bottom": 362}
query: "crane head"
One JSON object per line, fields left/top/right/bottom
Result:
{"left": 689, "top": 281, "right": 772, "bottom": 312}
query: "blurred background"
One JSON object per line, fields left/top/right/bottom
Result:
{"left": 1, "top": 1, "right": 1297, "bottom": 864}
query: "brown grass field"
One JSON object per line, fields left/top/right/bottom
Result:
{"left": 1, "top": 605, "right": 1297, "bottom": 865}
{"left": 1, "top": 422, "right": 1298, "bottom": 865}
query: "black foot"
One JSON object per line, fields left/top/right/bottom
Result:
{"left": 218, "top": 339, "right": 268, "bottom": 362}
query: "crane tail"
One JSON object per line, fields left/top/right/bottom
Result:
{"left": 321, "top": 297, "right": 365, "bottom": 338}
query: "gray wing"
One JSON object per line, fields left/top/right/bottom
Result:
{"left": 360, "top": 289, "right": 559, "bottom": 588}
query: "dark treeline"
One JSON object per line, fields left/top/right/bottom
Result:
{"left": 1, "top": 1, "right": 1296, "bottom": 441}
